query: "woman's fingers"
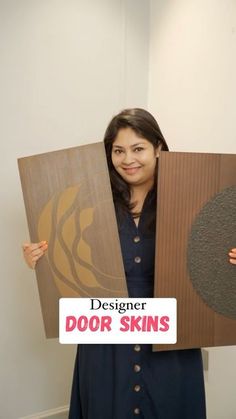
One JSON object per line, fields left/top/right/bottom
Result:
{"left": 23, "top": 241, "right": 47, "bottom": 252}
{"left": 229, "top": 248, "right": 236, "bottom": 265}
{"left": 22, "top": 241, "right": 48, "bottom": 269}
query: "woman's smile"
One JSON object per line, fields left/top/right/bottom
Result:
{"left": 122, "top": 166, "right": 142, "bottom": 175}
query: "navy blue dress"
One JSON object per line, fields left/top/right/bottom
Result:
{"left": 69, "top": 194, "right": 206, "bottom": 419}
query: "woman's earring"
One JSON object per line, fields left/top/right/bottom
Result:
{"left": 156, "top": 153, "right": 160, "bottom": 158}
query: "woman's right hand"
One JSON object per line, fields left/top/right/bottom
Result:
{"left": 22, "top": 241, "right": 48, "bottom": 269}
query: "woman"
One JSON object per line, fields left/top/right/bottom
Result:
{"left": 23, "top": 108, "right": 236, "bottom": 418}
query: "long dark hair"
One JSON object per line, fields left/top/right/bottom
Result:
{"left": 104, "top": 108, "right": 169, "bottom": 216}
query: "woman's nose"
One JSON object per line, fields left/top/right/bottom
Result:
{"left": 122, "top": 151, "right": 135, "bottom": 164}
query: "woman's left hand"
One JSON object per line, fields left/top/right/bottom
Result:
{"left": 229, "top": 248, "right": 236, "bottom": 265}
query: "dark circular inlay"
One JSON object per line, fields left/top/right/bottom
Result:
{"left": 187, "top": 186, "right": 236, "bottom": 319}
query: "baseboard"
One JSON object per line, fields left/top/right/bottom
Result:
{"left": 19, "top": 405, "right": 69, "bottom": 419}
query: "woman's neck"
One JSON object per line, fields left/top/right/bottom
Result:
{"left": 130, "top": 181, "right": 153, "bottom": 213}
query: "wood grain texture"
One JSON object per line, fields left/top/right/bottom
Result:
{"left": 153, "top": 152, "right": 236, "bottom": 351}
{"left": 18, "top": 143, "right": 127, "bottom": 338}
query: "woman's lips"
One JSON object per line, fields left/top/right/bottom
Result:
{"left": 122, "top": 166, "right": 141, "bottom": 175}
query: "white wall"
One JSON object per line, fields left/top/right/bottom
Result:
{"left": 0, "top": 1, "right": 150, "bottom": 417}
{"left": 148, "top": 0, "right": 236, "bottom": 154}
{"left": 148, "top": 1, "right": 236, "bottom": 419}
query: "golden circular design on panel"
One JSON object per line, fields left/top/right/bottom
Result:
{"left": 37, "top": 184, "right": 125, "bottom": 298}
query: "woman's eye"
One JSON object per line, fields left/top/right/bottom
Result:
{"left": 134, "top": 147, "right": 144, "bottom": 152}
{"left": 113, "top": 149, "right": 123, "bottom": 154}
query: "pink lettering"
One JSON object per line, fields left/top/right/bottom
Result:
{"left": 66, "top": 316, "right": 77, "bottom": 332}
{"left": 119, "top": 316, "right": 130, "bottom": 331}
{"left": 65, "top": 315, "right": 112, "bottom": 332}
{"left": 159, "top": 316, "right": 169, "bottom": 331}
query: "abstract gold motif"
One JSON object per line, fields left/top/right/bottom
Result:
{"left": 38, "top": 185, "right": 124, "bottom": 298}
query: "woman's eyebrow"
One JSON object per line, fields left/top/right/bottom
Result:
{"left": 113, "top": 142, "right": 146, "bottom": 149}
{"left": 131, "top": 142, "right": 146, "bottom": 147}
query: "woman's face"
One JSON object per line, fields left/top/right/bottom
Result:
{"left": 111, "top": 127, "right": 159, "bottom": 188}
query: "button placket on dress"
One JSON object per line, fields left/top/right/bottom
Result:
{"left": 128, "top": 217, "right": 146, "bottom": 418}
{"left": 132, "top": 228, "right": 142, "bottom": 416}
{"left": 132, "top": 344, "right": 142, "bottom": 416}
{"left": 133, "top": 220, "right": 142, "bottom": 267}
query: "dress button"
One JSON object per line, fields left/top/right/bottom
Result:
{"left": 134, "top": 407, "right": 140, "bottom": 415}
{"left": 134, "top": 384, "right": 141, "bottom": 392}
{"left": 134, "top": 344, "right": 141, "bottom": 352}
{"left": 134, "top": 256, "right": 141, "bottom": 263}
{"left": 133, "top": 236, "right": 140, "bottom": 243}
{"left": 134, "top": 364, "right": 141, "bottom": 373}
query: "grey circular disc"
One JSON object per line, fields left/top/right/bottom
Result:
{"left": 187, "top": 186, "right": 236, "bottom": 319}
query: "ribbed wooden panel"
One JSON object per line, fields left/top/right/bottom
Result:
{"left": 154, "top": 152, "right": 236, "bottom": 351}
{"left": 18, "top": 143, "right": 127, "bottom": 338}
